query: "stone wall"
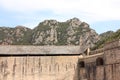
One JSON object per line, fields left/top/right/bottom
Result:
{"left": 77, "top": 39, "right": 120, "bottom": 80}
{"left": 1, "top": 40, "right": 120, "bottom": 80}
{"left": 0, "top": 56, "right": 79, "bottom": 80}
{"left": 0, "top": 46, "right": 80, "bottom": 80}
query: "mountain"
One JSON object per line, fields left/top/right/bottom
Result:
{"left": 0, "top": 26, "right": 32, "bottom": 45}
{"left": 0, "top": 17, "right": 119, "bottom": 52}
{"left": 99, "top": 31, "right": 114, "bottom": 39}
{"left": 32, "top": 18, "right": 99, "bottom": 47}
{"left": 92, "top": 29, "right": 120, "bottom": 50}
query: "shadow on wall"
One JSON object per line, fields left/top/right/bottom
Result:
{"left": 73, "top": 57, "right": 104, "bottom": 80}
{"left": 73, "top": 59, "right": 80, "bottom": 80}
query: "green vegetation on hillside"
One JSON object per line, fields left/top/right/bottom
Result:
{"left": 92, "top": 29, "right": 120, "bottom": 50}
{"left": 56, "top": 22, "right": 69, "bottom": 45}
{"left": 13, "top": 29, "right": 32, "bottom": 45}
{"left": 0, "top": 18, "right": 119, "bottom": 47}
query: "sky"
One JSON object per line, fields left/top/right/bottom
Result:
{"left": 0, "top": 0, "right": 120, "bottom": 34}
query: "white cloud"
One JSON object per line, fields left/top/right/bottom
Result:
{"left": 0, "top": 0, "right": 120, "bottom": 23}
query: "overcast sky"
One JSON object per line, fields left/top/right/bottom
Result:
{"left": 0, "top": 0, "right": 120, "bottom": 34}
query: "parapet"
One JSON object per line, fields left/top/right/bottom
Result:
{"left": 104, "top": 39, "right": 120, "bottom": 50}
{"left": 0, "top": 45, "right": 80, "bottom": 55}
{"left": 85, "top": 39, "right": 120, "bottom": 56}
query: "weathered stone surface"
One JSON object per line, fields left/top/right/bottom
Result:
{"left": 76, "top": 39, "right": 120, "bottom": 80}
{"left": 0, "top": 56, "right": 79, "bottom": 80}
{"left": 0, "top": 46, "right": 80, "bottom": 80}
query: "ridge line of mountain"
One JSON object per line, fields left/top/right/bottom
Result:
{"left": 0, "top": 17, "right": 119, "bottom": 52}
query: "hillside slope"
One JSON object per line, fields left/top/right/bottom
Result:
{"left": 92, "top": 29, "right": 120, "bottom": 50}
{"left": 32, "top": 18, "right": 99, "bottom": 47}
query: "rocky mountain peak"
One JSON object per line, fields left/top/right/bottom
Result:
{"left": 42, "top": 20, "right": 58, "bottom": 26}
{"left": 31, "top": 18, "right": 99, "bottom": 47}
{"left": 80, "top": 22, "right": 89, "bottom": 28}
{"left": 67, "top": 17, "right": 80, "bottom": 22}
{"left": 67, "top": 17, "right": 82, "bottom": 27}
{"left": 0, "top": 18, "right": 101, "bottom": 52}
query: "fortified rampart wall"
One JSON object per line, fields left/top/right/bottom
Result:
{"left": 0, "top": 56, "right": 79, "bottom": 80}
{"left": 77, "top": 39, "right": 120, "bottom": 80}
{"left": 1, "top": 39, "right": 120, "bottom": 80}
{"left": 0, "top": 46, "right": 80, "bottom": 80}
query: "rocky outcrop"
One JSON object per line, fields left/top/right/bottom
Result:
{"left": 0, "top": 18, "right": 100, "bottom": 52}
{"left": 32, "top": 20, "right": 58, "bottom": 45}
{"left": 32, "top": 18, "right": 99, "bottom": 47}
{"left": 0, "top": 26, "right": 32, "bottom": 45}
